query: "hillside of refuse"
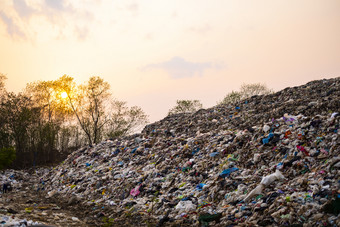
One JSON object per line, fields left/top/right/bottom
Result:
{"left": 2, "top": 77, "right": 340, "bottom": 226}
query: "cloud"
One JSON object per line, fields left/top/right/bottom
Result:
{"left": 127, "top": 3, "right": 138, "bottom": 11}
{"left": 0, "top": 0, "right": 93, "bottom": 41}
{"left": 0, "top": 11, "right": 25, "bottom": 38}
{"left": 13, "top": 0, "right": 35, "bottom": 19}
{"left": 43, "top": 0, "right": 78, "bottom": 23}
{"left": 126, "top": 3, "right": 139, "bottom": 16}
{"left": 45, "top": 0, "right": 66, "bottom": 11}
{"left": 74, "top": 26, "right": 89, "bottom": 41}
{"left": 144, "top": 57, "right": 221, "bottom": 79}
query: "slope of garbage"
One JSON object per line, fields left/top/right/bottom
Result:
{"left": 3, "top": 77, "right": 339, "bottom": 226}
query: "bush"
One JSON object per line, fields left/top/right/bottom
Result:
{"left": 219, "top": 83, "right": 273, "bottom": 105}
{"left": 0, "top": 147, "right": 16, "bottom": 170}
{"left": 239, "top": 83, "right": 273, "bottom": 98}
{"left": 168, "top": 100, "right": 203, "bottom": 115}
{"left": 220, "top": 91, "right": 242, "bottom": 105}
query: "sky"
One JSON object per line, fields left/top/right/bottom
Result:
{"left": 0, "top": 0, "right": 339, "bottom": 123}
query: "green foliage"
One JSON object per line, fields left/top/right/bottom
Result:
{"left": 219, "top": 83, "right": 273, "bottom": 105}
{"left": 0, "top": 93, "right": 36, "bottom": 149}
{"left": 0, "top": 147, "right": 16, "bottom": 169}
{"left": 220, "top": 91, "right": 242, "bottom": 105}
{"left": 168, "top": 100, "right": 203, "bottom": 115}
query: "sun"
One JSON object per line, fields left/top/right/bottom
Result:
{"left": 61, "top": 92, "right": 68, "bottom": 99}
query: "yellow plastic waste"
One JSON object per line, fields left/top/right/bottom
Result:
{"left": 25, "top": 207, "right": 34, "bottom": 213}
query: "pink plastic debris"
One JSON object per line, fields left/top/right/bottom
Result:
{"left": 130, "top": 185, "right": 141, "bottom": 197}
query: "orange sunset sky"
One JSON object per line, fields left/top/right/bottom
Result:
{"left": 0, "top": 0, "right": 339, "bottom": 123}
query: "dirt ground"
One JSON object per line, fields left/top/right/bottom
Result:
{"left": 0, "top": 182, "right": 97, "bottom": 226}
{"left": 0, "top": 180, "right": 159, "bottom": 227}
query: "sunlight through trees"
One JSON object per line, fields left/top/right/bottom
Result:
{"left": 0, "top": 74, "right": 149, "bottom": 169}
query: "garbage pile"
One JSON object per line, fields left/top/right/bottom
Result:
{"left": 43, "top": 77, "right": 340, "bottom": 226}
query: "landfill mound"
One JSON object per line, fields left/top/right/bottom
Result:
{"left": 42, "top": 77, "right": 339, "bottom": 226}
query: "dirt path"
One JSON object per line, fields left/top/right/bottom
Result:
{"left": 1, "top": 181, "right": 159, "bottom": 227}
{"left": 0, "top": 182, "right": 101, "bottom": 226}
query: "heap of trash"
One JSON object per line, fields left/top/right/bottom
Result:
{"left": 41, "top": 77, "right": 339, "bottom": 226}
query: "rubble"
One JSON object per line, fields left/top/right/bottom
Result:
{"left": 2, "top": 77, "right": 340, "bottom": 226}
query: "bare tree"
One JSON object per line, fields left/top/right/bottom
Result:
{"left": 63, "top": 76, "right": 110, "bottom": 145}
{"left": 106, "top": 100, "right": 149, "bottom": 138}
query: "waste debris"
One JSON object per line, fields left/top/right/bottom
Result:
{"left": 2, "top": 77, "right": 340, "bottom": 226}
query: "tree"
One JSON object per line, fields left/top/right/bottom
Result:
{"left": 168, "top": 100, "right": 203, "bottom": 115}
{"left": 0, "top": 147, "right": 16, "bottom": 170}
{"left": 0, "top": 92, "right": 40, "bottom": 167}
{"left": 0, "top": 73, "right": 149, "bottom": 169}
{"left": 0, "top": 76, "right": 17, "bottom": 169}
{"left": 0, "top": 73, "right": 6, "bottom": 95}
{"left": 26, "top": 80, "right": 71, "bottom": 122}
{"left": 220, "top": 91, "right": 242, "bottom": 105}
{"left": 25, "top": 78, "right": 75, "bottom": 165}
{"left": 219, "top": 83, "right": 273, "bottom": 105}
{"left": 64, "top": 76, "right": 111, "bottom": 145}
{"left": 106, "top": 100, "right": 149, "bottom": 138}
{"left": 239, "top": 83, "right": 273, "bottom": 98}
{"left": 0, "top": 74, "right": 10, "bottom": 148}
{"left": 63, "top": 76, "right": 149, "bottom": 144}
